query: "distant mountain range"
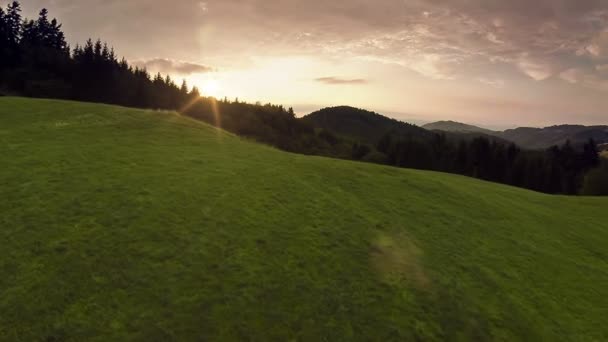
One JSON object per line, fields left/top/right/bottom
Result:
{"left": 500, "top": 125, "right": 608, "bottom": 149}
{"left": 424, "top": 121, "right": 608, "bottom": 149}
{"left": 304, "top": 107, "right": 608, "bottom": 150}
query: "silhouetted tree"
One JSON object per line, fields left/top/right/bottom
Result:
{"left": 0, "top": 1, "right": 21, "bottom": 69}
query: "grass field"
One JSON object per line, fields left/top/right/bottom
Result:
{"left": 1, "top": 97, "right": 608, "bottom": 341}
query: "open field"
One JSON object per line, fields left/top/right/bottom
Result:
{"left": 1, "top": 97, "right": 608, "bottom": 341}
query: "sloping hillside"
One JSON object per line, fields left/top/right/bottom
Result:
{"left": 303, "top": 106, "right": 433, "bottom": 144}
{"left": 2, "top": 97, "right": 608, "bottom": 341}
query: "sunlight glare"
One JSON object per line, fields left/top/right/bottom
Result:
{"left": 202, "top": 79, "right": 221, "bottom": 98}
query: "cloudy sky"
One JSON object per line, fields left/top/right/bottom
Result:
{"left": 19, "top": 0, "right": 608, "bottom": 128}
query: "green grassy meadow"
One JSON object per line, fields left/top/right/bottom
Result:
{"left": 1, "top": 97, "right": 608, "bottom": 341}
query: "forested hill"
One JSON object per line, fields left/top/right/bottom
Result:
{"left": 303, "top": 106, "right": 433, "bottom": 144}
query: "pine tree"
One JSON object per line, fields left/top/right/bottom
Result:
{"left": 20, "top": 19, "right": 36, "bottom": 45}
{"left": 180, "top": 79, "right": 188, "bottom": 93}
{"left": 109, "top": 47, "right": 116, "bottom": 63}
{"left": 49, "top": 18, "right": 66, "bottom": 50}
{"left": 101, "top": 42, "right": 110, "bottom": 61}
{"left": 190, "top": 86, "right": 200, "bottom": 98}
{"left": 83, "top": 39, "right": 94, "bottom": 62}
{"left": 165, "top": 74, "right": 174, "bottom": 87}
{"left": 0, "top": 7, "right": 7, "bottom": 64}
{"left": 37, "top": 9, "right": 50, "bottom": 44}
{"left": 93, "top": 39, "right": 102, "bottom": 61}
{"left": 6, "top": 1, "right": 21, "bottom": 45}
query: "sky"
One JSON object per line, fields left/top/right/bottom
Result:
{"left": 18, "top": 0, "right": 608, "bottom": 128}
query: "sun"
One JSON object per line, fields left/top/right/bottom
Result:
{"left": 202, "top": 79, "right": 221, "bottom": 98}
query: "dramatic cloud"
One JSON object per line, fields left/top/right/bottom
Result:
{"left": 342, "top": 0, "right": 608, "bottom": 83}
{"left": 133, "top": 59, "right": 214, "bottom": 75}
{"left": 315, "top": 77, "right": 368, "bottom": 85}
{"left": 20, "top": 0, "right": 608, "bottom": 126}
{"left": 26, "top": 0, "right": 608, "bottom": 83}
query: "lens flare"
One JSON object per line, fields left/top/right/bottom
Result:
{"left": 202, "top": 80, "right": 221, "bottom": 98}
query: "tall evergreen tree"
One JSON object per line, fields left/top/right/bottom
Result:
{"left": 5, "top": 1, "right": 21, "bottom": 46}
{"left": 0, "top": 7, "right": 8, "bottom": 68}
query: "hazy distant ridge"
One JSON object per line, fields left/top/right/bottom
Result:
{"left": 424, "top": 121, "right": 608, "bottom": 149}
{"left": 422, "top": 121, "right": 497, "bottom": 135}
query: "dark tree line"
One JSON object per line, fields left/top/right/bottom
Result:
{"left": 182, "top": 98, "right": 325, "bottom": 152}
{"left": 0, "top": 2, "right": 199, "bottom": 108}
{"left": 1, "top": 2, "right": 604, "bottom": 195}
{"left": 376, "top": 133, "right": 600, "bottom": 194}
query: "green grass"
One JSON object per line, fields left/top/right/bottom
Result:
{"left": 1, "top": 97, "right": 608, "bottom": 341}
